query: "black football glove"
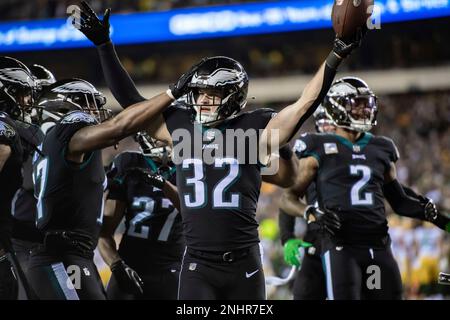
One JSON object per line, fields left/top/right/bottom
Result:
{"left": 110, "top": 259, "right": 144, "bottom": 296}
{"left": 304, "top": 205, "right": 342, "bottom": 236}
{"left": 332, "top": 27, "right": 366, "bottom": 59}
{"left": 125, "top": 167, "right": 166, "bottom": 189}
{"left": 0, "top": 253, "right": 18, "bottom": 300}
{"left": 76, "top": 1, "right": 111, "bottom": 46}
{"left": 420, "top": 197, "right": 450, "bottom": 232}
{"left": 168, "top": 58, "right": 206, "bottom": 99}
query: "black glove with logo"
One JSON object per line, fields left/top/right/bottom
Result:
{"left": 168, "top": 58, "right": 207, "bottom": 99}
{"left": 326, "top": 27, "right": 366, "bottom": 69}
{"left": 304, "top": 205, "right": 342, "bottom": 236}
{"left": 420, "top": 197, "right": 450, "bottom": 232}
{"left": 110, "top": 259, "right": 144, "bottom": 296}
{"left": 76, "top": 1, "right": 111, "bottom": 46}
{"left": 125, "top": 167, "right": 166, "bottom": 189}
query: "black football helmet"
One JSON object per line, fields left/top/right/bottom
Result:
{"left": 323, "top": 77, "right": 378, "bottom": 132}
{"left": 0, "top": 56, "right": 35, "bottom": 121}
{"left": 35, "top": 78, "right": 111, "bottom": 123}
{"left": 313, "top": 105, "right": 335, "bottom": 133}
{"left": 135, "top": 132, "right": 172, "bottom": 168}
{"left": 186, "top": 56, "right": 248, "bottom": 125}
{"left": 29, "top": 64, "right": 56, "bottom": 92}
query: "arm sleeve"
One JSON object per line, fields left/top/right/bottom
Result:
{"left": 278, "top": 209, "right": 296, "bottom": 245}
{"left": 97, "top": 41, "right": 146, "bottom": 108}
{"left": 383, "top": 179, "right": 426, "bottom": 220}
{"left": 106, "top": 155, "right": 127, "bottom": 202}
{"left": 288, "top": 64, "right": 337, "bottom": 141}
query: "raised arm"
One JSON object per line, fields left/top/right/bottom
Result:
{"left": 259, "top": 32, "right": 364, "bottom": 162}
{"left": 68, "top": 92, "right": 172, "bottom": 163}
{"left": 75, "top": 1, "right": 145, "bottom": 108}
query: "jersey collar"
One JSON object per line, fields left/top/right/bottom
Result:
{"left": 333, "top": 132, "right": 373, "bottom": 152}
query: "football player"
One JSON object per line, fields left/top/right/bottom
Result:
{"left": 10, "top": 64, "right": 56, "bottom": 300}
{"left": 99, "top": 133, "right": 182, "bottom": 299}
{"left": 281, "top": 77, "right": 450, "bottom": 300}
{"left": 26, "top": 77, "right": 179, "bottom": 300}
{"left": 0, "top": 56, "right": 36, "bottom": 299}
{"left": 76, "top": 1, "right": 362, "bottom": 299}
{"left": 278, "top": 106, "right": 336, "bottom": 300}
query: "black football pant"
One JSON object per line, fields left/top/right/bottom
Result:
{"left": 293, "top": 252, "right": 327, "bottom": 300}
{"left": 321, "top": 242, "right": 402, "bottom": 300}
{"left": 178, "top": 244, "right": 265, "bottom": 300}
{"left": 11, "top": 238, "right": 40, "bottom": 300}
{"left": 107, "top": 263, "right": 180, "bottom": 300}
{"left": 28, "top": 249, "right": 106, "bottom": 300}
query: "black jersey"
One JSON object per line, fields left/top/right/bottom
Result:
{"left": 11, "top": 123, "right": 44, "bottom": 242}
{"left": 107, "top": 151, "right": 183, "bottom": 266}
{"left": 12, "top": 123, "right": 43, "bottom": 223}
{"left": 163, "top": 104, "right": 276, "bottom": 251}
{"left": 32, "top": 111, "right": 107, "bottom": 241}
{"left": 295, "top": 132, "right": 399, "bottom": 245}
{"left": 0, "top": 112, "right": 24, "bottom": 246}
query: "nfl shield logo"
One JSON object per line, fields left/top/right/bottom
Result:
{"left": 353, "top": 145, "right": 361, "bottom": 152}
{"left": 189, "top": 263, "right": 197, "bottom": 271}
{"left": 324, "top": 143, "right": 338, "bottom": 154}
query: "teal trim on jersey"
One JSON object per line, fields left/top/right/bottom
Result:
{"left": 143, "top": 156, "right": 158, "bottom": 172}
{"left": 114, "top": 177, "right": 124, "bottom": 185}
{"left": 61, "top": 148, "right": 93, "bottom": 170}
{"left": 333, "top": 132, "right": 373, "bottom": 152}
{"left": 303, "top": 151, "right": 321, "bottom": 166}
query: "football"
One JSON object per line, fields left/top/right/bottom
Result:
{"left": 331, "top": 0, "right": 374, "bottom": 38}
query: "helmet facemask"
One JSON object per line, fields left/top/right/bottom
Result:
{"left": 34, "top": 79, "right": 112, "bottom": 125}
{"left": 0, "top": 67, "right": 35, "bottom": 123}
{"left": 324, "top": 77, "right": 378, "bottom": 133}
{"left": 185, "top": 56, "right": 248, "bottom": 127}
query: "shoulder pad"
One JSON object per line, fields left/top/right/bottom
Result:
{"left": 60, "top": 111, "right": 98, "bottom": 125}
{"left": 0, "top": 121, "right": 16, "bottom": 139}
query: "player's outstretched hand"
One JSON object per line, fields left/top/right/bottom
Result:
{"left": 168, "top": 58, "right": 206, "bottom": 99}
{"left": 110, "top": 259, "right": 144, "bottom": 296}
{"left": 421, "top": 197, "right": 450, "bottom": 232}
{"left": 304, "top": 205, "right": 342, "bottom": 236}
{"left": 283, "top": 239, "right": 312, "bottom": 268}
{"left": 75, "top": 1, "right": 111, "bottom": 46}
{"left": 333, "top": 27, "right": 366, "bottom": 59}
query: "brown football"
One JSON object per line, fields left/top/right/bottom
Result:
{"left": 331, "top": 0, "right": 374, "bottom": 38}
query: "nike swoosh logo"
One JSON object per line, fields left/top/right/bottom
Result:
{"left": 246, "top": 269, "right": 259, "bottom": 278}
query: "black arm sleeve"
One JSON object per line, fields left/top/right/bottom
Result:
{"left": 97, "top": 41, "right": 146, "bottom": 108}
{"left": 279, "top": 209, "right": 296, "bottom": 245}
{"left": 288, "top": 60, "right": 338, "bottom": 142}
{"left": 383, "top": 179, "right": 426, "bottom": 220}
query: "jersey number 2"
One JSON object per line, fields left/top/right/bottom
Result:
{"left": 350, "top": 165, "right": 373, "bottom": 206}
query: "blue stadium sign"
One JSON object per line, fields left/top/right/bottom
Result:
{"left": 0, "top": 0, "right": 449, "bottom": 52}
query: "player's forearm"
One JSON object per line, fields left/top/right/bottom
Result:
{"left": 69, "top": 93, "right": 171, "bottom": 154}
{"left": 263, "top": 62, "right": 338, "bottom": 151}
{"left": 262, "top": 155, "right": 297, "bottom": 188}
{"left": 98, "top": 236, "right": 121, "bottom": 267}
{"left": 383, "top": 180, "right": 426, "bottom": 220}
{"left": 162, "top": 180, "right": 180, "bottom": 212}
{"left": 280, "top": 190, "right": 306, "bottom": 217}
{"left": 278, "top": 210, "right": 296, "bottom": 245}
{"left": 97, "top": 41, "right": 146, "bottom": 108}
{"left": 0, "top": 144, "right": 11, "bottom": 172}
